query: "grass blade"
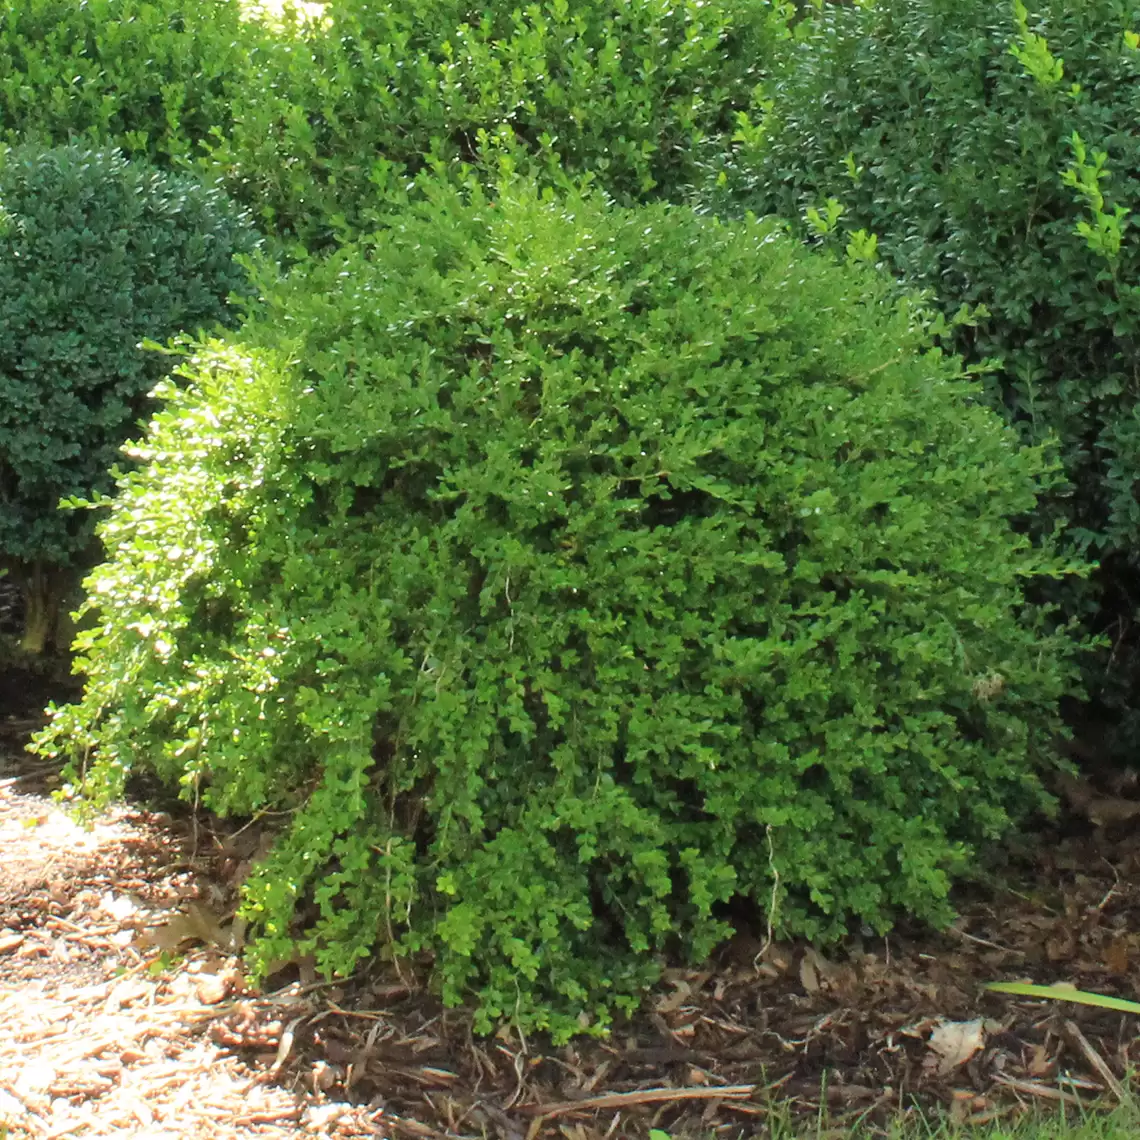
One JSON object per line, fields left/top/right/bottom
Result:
{"left": 986, "top": 980, "right": 1140, "bottom": 1014}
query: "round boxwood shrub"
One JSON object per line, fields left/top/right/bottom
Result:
{"left": 208, "top": 0, "right": 791, "bottom": 248}
{"left": 709, "top": 0, "right": 1140, "bottom": 742}
{"left": 34, "top": 178, "right": 1081, "bottom": 1039}
{"left": 0, "top": 143, "right": 260, "bottom": 652}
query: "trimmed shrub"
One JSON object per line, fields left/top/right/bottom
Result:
{"left": 709, "top": 0, "right": 1140, "bottom": 736}
{"left": 206, "top": 0, "right": 792, "bottom": 247}
{"left": 34, "top": 179, "right": 1081, "bottom": 1039}
{"left": 0, "top": 0, "right": 262, "bottom": 165}
{"left": 0, "top": 143, "right": 260, "bottom": 651}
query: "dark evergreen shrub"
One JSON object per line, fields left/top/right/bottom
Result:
{"left": 0, "top": 144, "right": 259, "bottom": 650}
{"left": 34, "top": 179, "right": 1081, "bottom": 1038}
{"left": 0, "top": 0, "right": 262, "bottom": 165}
{"left": 709, "top": 0, "right": 1140, "bottom": 738}
{"left": 207, "top": 0, "right": 791, "bottom": 247}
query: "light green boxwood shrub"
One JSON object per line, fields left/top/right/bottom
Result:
{"left": 0, "top": 0, "right": 263, "bottom": 165}
{"left": 206, "top": 0, "right": 792, "bottom": 248}
{"left": 34, "top": 178, "right": 1081, "bottom": 1039}
{"left": 709, "top": 0, "right": 1140, "bottom": 737}
{"left": 0, "top": 143, "right": 259, "bottom": 651}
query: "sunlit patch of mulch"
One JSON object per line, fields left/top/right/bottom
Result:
{"left": 0, "top": 731, "right": 384, "bottom": 1139}
{"left": 3, "top": 682, "right": 1140, "bottom": 1139}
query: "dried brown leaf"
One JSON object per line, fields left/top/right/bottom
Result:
{"left": 924, "top": 1019, "right": 987, "bottom": 1076}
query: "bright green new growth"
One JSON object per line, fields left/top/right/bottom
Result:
{"left": 0, "top": 144, "right": 259, "bottom": 650}
{"left": 34, "top": 180, "right": 1080, "bottom": 1039}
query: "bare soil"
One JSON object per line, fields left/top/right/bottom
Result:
{"left": 2, "top": 665, "right": 1139, "bottom": 1139}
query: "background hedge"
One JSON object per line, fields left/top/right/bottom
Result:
{"left": 710, "top": 0, "right": 1140, "bottom": 748}
{"left": 205, "top": 0, "right": 791, "bottom": 248}
{"left": 0, "top": 143, "right": 259, "bottom": 650}
{"left": 0, "top": 0, "right": 260, "bottom": 165}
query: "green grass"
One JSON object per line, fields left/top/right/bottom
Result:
{"left": 816, "top": 1098, "right": 1139, "bottom": 1140}
{"left": 884, "top": 1101, "right": 1140, "bottom": 1140}
{"left": 649, "top": 1095, "right": 1140, "bottom": 1140}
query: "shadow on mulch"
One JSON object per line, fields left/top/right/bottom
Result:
{"left": 2, "top": 657, "right": 1139, "bottom": 1139}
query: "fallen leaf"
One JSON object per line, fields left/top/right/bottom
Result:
{"left": 1027, "top": 1043, "right": 1054, "bottom": 1077}
{"left": 1104, "top": 937, "right": 1129, "bottom": 976}
{"left": 196, "top": 971, "right": 234, "bottom": 1005}
{"left": 655, "top": 979, "right": 691, "bottom": 1014}
{"left": 803, "top": 946, "right": 839, "bottom": 986}
{"left": 949, "top": 1090, "right": 975, "bottom": 1125}
{"left": 133, "top": 902, "right": 237, "bottom": 954}
{"left": 1045, "top": 923, "right": 1076, "bottom": 962}
{"left": 924, "top": 1018, "right": 986, "bottom": 1076}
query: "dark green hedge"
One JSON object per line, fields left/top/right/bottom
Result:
{"left": 0, "top": 144, "right": 259, "bottom": 645}
{"left": 710, "top": 0, "right": 1140, "bottom": 737}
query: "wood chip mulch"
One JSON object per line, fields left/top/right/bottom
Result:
{"left": 2, "top": 684, "right": 1140, "bottom": 1139}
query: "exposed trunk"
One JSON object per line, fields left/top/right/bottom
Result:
{"left": 17, "top": 562, "right": 60, "bottom": 656}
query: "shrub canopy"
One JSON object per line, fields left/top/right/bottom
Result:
{"left": 712, "top": 0, "right": 1140, "bottom": 730}
{"left": 0, "top": 0, "right": 790, "bottom": 250}
{"left": 207, "top": 0, "right": 791, "bottom": 247}
{"left": 0, "top": 144, "right": 259, "bottom": 571}
{"left": 0, "top": 0, "right": 260, "bottom": 165}
{"left": 35, "top": 180, "right": 1080, "bottom": 1038}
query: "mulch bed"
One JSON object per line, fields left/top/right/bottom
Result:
{"left": 1, "top": 663, "right": 1138, "bottom": 1139}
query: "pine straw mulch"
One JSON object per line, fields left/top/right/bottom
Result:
{"left": 3, "top": 705, "right": 1140, "bottom": 1139}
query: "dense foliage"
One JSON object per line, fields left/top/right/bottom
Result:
{"left": 206, "top": 0, "right": 792, "bottom": 247}
{"left": 0, "top": 0, "right": 260, "bottom": 165}
{"left": 34, "top": 180, "right": 1081, "bottom": 1038}
{"left": 0, "top": 143, "right": 259, "bottom": 649}
{"left": 711, "top": 0, "right": 1140, "bottom": 734}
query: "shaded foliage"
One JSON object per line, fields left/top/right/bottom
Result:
{"left": 709, "top": 0, "right": 1140, "bottom": 746}
{"left": 0, "top": 144, "right": 258, "bottom": 648}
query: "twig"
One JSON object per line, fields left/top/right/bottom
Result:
{"left": 384, "top": 1113, "right": 448, "bottom": 1138}
{"left": 519, "top": 1083, "right": 756, "bottom": 1119}
{"left": 946, "top": 924, "right": 1021, "bottom": 956}
{"left": 231, "top": 1106, "right": 302, "bottom": 1125}
{"left": 325, "top": 988, "right": 411, "bottom": 1016}
{"left": 1063, "top": 1019, "right": 1129, "bottom": 1102}
{"left": 991, "top": 1073, "right": 1089, "bottom": 1106}
{"left": 1095, "top": 858, "right": 1122, "bottom": 911}
{"left": 755, "top": 824, "right": 779, "bottom": 967}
